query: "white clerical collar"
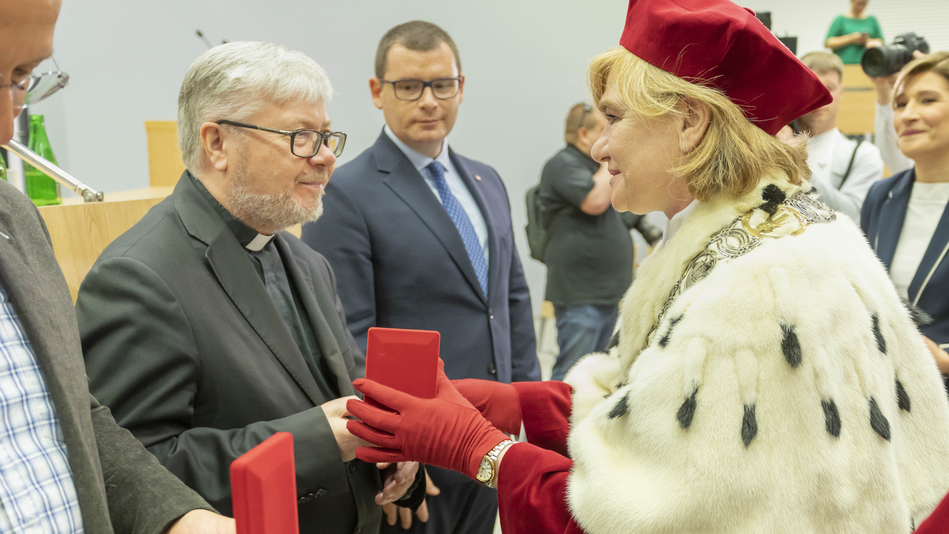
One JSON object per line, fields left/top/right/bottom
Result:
{"left": 661, "top": 200, "right": 700, "bottom": 249}
{"left": 384, "top": 125, "right": 452, "bottom": 174}
{"left": 245, "top": 233, "right": 275, "bottom": 252}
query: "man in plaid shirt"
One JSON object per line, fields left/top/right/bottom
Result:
{"left": 0, "top": 1, "right": 235, "bottom": 532}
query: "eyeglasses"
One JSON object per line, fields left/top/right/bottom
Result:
{"left": 216, "top": 120, "right": 347, "bottom": 158}
{"left": 378, "top": 77, "right": 462, "bottom": 101}
{"left": 575, "top": 102, "right": 593, "bottom": 132}
{"left": 1, "top": 57, "right": 69, "bottom": 113}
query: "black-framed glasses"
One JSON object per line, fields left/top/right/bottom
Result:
{"left": 0, "top": 57, "right": 69, "bottom": 112}
{"left": 378, "top": 77, "right": 462, "bottom": 101}
{"left": 216, "top": 119, "right": 347, "bottom": 158}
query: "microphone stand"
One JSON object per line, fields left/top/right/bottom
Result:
{"left": 2, "top": 139, "right": 104, "bottom": 202}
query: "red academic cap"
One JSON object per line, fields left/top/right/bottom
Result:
{"left": 619, "top": 0, "right": 831, "bottom": 135}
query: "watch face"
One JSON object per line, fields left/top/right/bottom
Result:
{"left": 477, "top": 457, "right": 493, "bottom": 483}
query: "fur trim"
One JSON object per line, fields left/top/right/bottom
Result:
{"left": 564, "top": 177, "right": 949, "bottom": 533}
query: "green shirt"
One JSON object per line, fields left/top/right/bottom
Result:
{"left": 826, "top": 15, "right": 883, "bottom": 64}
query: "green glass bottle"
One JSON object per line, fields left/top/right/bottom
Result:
{"left": 24, "top": 114, "right": 62, "bottom": 206}
{"left": 0, "top": 154, "right": 7, "bottom": 182}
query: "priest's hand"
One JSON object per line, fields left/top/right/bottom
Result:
{"left": 164, "top": 510, "right": 235, "bottom": 534}
{"left": 321, "top": 395, "right": 370, "bottom": 462}
{"left": 382, "top": 470, "right": 440, "bottom": 529}
{"left": 375, "top": 461, "right": 419, "bottom": 505}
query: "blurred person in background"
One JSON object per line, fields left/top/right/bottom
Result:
{"left": 798, "top": 51, "right": 883, "bottom": 221}
{"left": 862, "top": 51, "right": 949, "bottom": 386}
{"left": 825, "top": 0, "right": 884, "bottom": 65}
{"left": 538, "top": 102, "right": 661, "bottom": 381}
{"left": 344, "top": 1, "right": 949, "bottom": 532}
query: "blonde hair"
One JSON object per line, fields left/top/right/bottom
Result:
{"left": 800, "top": 51, "right": 844, "bottom": 81}
{"left": 587, "top": 46, "right": 810, "bottom": 202}
{"left": 894, "top": 51, "right": 949, "bottom": 102}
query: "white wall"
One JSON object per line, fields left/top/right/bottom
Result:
{"left": 32, "top": 0, "right": 949, "bottom": 313}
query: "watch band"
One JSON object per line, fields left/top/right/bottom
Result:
{"left": 477, "top": 439, "right": 516, "bottom": 488}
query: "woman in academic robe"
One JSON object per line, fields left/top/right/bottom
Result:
{"left": 346, "top": 1, "right": 949, "bottom": 532}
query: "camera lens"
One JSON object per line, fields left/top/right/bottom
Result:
{"left": 861, "top": 45, "right": 909, "bottom": 77}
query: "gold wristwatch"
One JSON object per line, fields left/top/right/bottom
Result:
{"left": 476, "top": 440, "right": 516, "bottom": 488}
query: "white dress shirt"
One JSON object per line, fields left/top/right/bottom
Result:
{"left": 807, "top": 128, "right": 884, "bottom": 221}
{"left": 384, "top": 126, "right": 490, "bottom": 268}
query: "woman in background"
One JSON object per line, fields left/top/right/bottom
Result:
{"left": 862, "top": 51, "right": 949, "bottom": 382}
{"left": 825, "top": 0, "right": 884, "bottom": 65}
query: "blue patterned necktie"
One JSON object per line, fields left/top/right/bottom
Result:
{"left": 426, "top": 161, "right": 488, "bottom": 296}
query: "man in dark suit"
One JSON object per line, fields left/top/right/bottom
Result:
{"left": 0, "top": 0, "right": 232, "bottom": 532}
{"left": 75, "top": 42, "right": 422, "bottom": 533}
{"left": 302, "top": 20, "right": 540, "bottom": 534}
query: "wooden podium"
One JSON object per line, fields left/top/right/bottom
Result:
{"left": 37, "top": 187, "right": 172, "bottom": 302}
{"left": 839, "top": 64, "right": 876, "bottom": 136}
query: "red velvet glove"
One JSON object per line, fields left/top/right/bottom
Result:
{"left": 452, "top": 379, "right": 522, "bottom": 435}
{"left": 347, "top": 378, "right": 511, "bottom": 480}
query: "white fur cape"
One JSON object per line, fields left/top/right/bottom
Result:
{"left": 564, "top": 176, "right": 949, "bottom": 534}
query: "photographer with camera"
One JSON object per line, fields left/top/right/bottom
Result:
{"left": 868, "top": 34, "right": 930, "bottom": 173}
{"left": 825, "top": 0, "right": 884, "bottom": 65}
{"left": 862, "top": 51, "right": 949, "bottom": 387}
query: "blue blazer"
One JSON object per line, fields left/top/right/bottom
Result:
{"left": 862, "top": 168, "right": 949, "bottom": 346}
{"left": 302, "top": 131, "right": 540, "bottom": 384}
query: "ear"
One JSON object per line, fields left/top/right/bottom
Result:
{"left": 370, "top": 78, "right": 384, "bottom": 110}
{"left": 677, "top": 96, "right": 711, "bottom": 153}
{"left": 456, "top": 74, "right": 465, "bottom": 105}
{"left": 199, "top": 122, "right": 229, "bottom": 172}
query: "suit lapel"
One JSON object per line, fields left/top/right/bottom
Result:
{"left": 449, "top": 149, "right": 496, "bottom": 303}
{"left": 908, "top": 196, "right": 949, "bottom": 304}
{"left": 373, "top": 134, "right": 487, "bottom": 302}
{"left": 875, "top": 171, "right": 915, "bottom": 271}
{"left": 275, "top": 237, "right": 355, "bottom": 397}
{"left": 173, "top": 174, "right": 324, "bottom": 405}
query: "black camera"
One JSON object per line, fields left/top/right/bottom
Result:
{"left": 861, "top": 32, "right": 930, "bottom": 77}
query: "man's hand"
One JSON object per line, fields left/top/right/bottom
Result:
{"left": 165, "top": 510, "right": 235, "bottom": 534}
{"left": 321, "top": 395, "right": 369, "bottom": 462}
{"left": 375, "top": 462, "right": 420, "bottom": 505}
{"left": 923, "top": 335, "right": 949, "bottom": 375}
{"left": 382, "top": 470, "right": 441, "bottom": 529}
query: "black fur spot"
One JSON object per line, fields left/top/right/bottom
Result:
{"left": 821, "top": 399, "right": 841, "bottom": 438}
{"left": 742, "top": 404, "right": 758, "bottom": 447}
{"left": 758, "top": 184, "right": 787, "bottom": 215}
{"left": 869, "top": 397, "right": 891, "bottom": 441}
{"left": 659, "top": 315, "right": 684, "bottom": 348}
{"left": 896, "top": 379, "right": 911, "bottom": 412}
{"left": 608, "top": 392, "right": 630, "bottom": 419}
{"left": 903, "top": 300, "right": 934, "bottom": 328}
{"left": 781, "top": 325, "right": 802, "bottom": 368}
{"left": 607, "top": 331, "right": 620, "bottom": 350}
{"left": 872, "top": 314, "right": 887, "bottom": 354}
{"left": 677, "top": 388, "right": 698, "bottom": 429}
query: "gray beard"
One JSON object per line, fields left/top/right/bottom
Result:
{"left": 226, "top": 158, "right": 326, "bottom": 234}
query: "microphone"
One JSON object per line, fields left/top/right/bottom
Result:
{"left": 195, "top": 29, "right": 213, "bottom": 50}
